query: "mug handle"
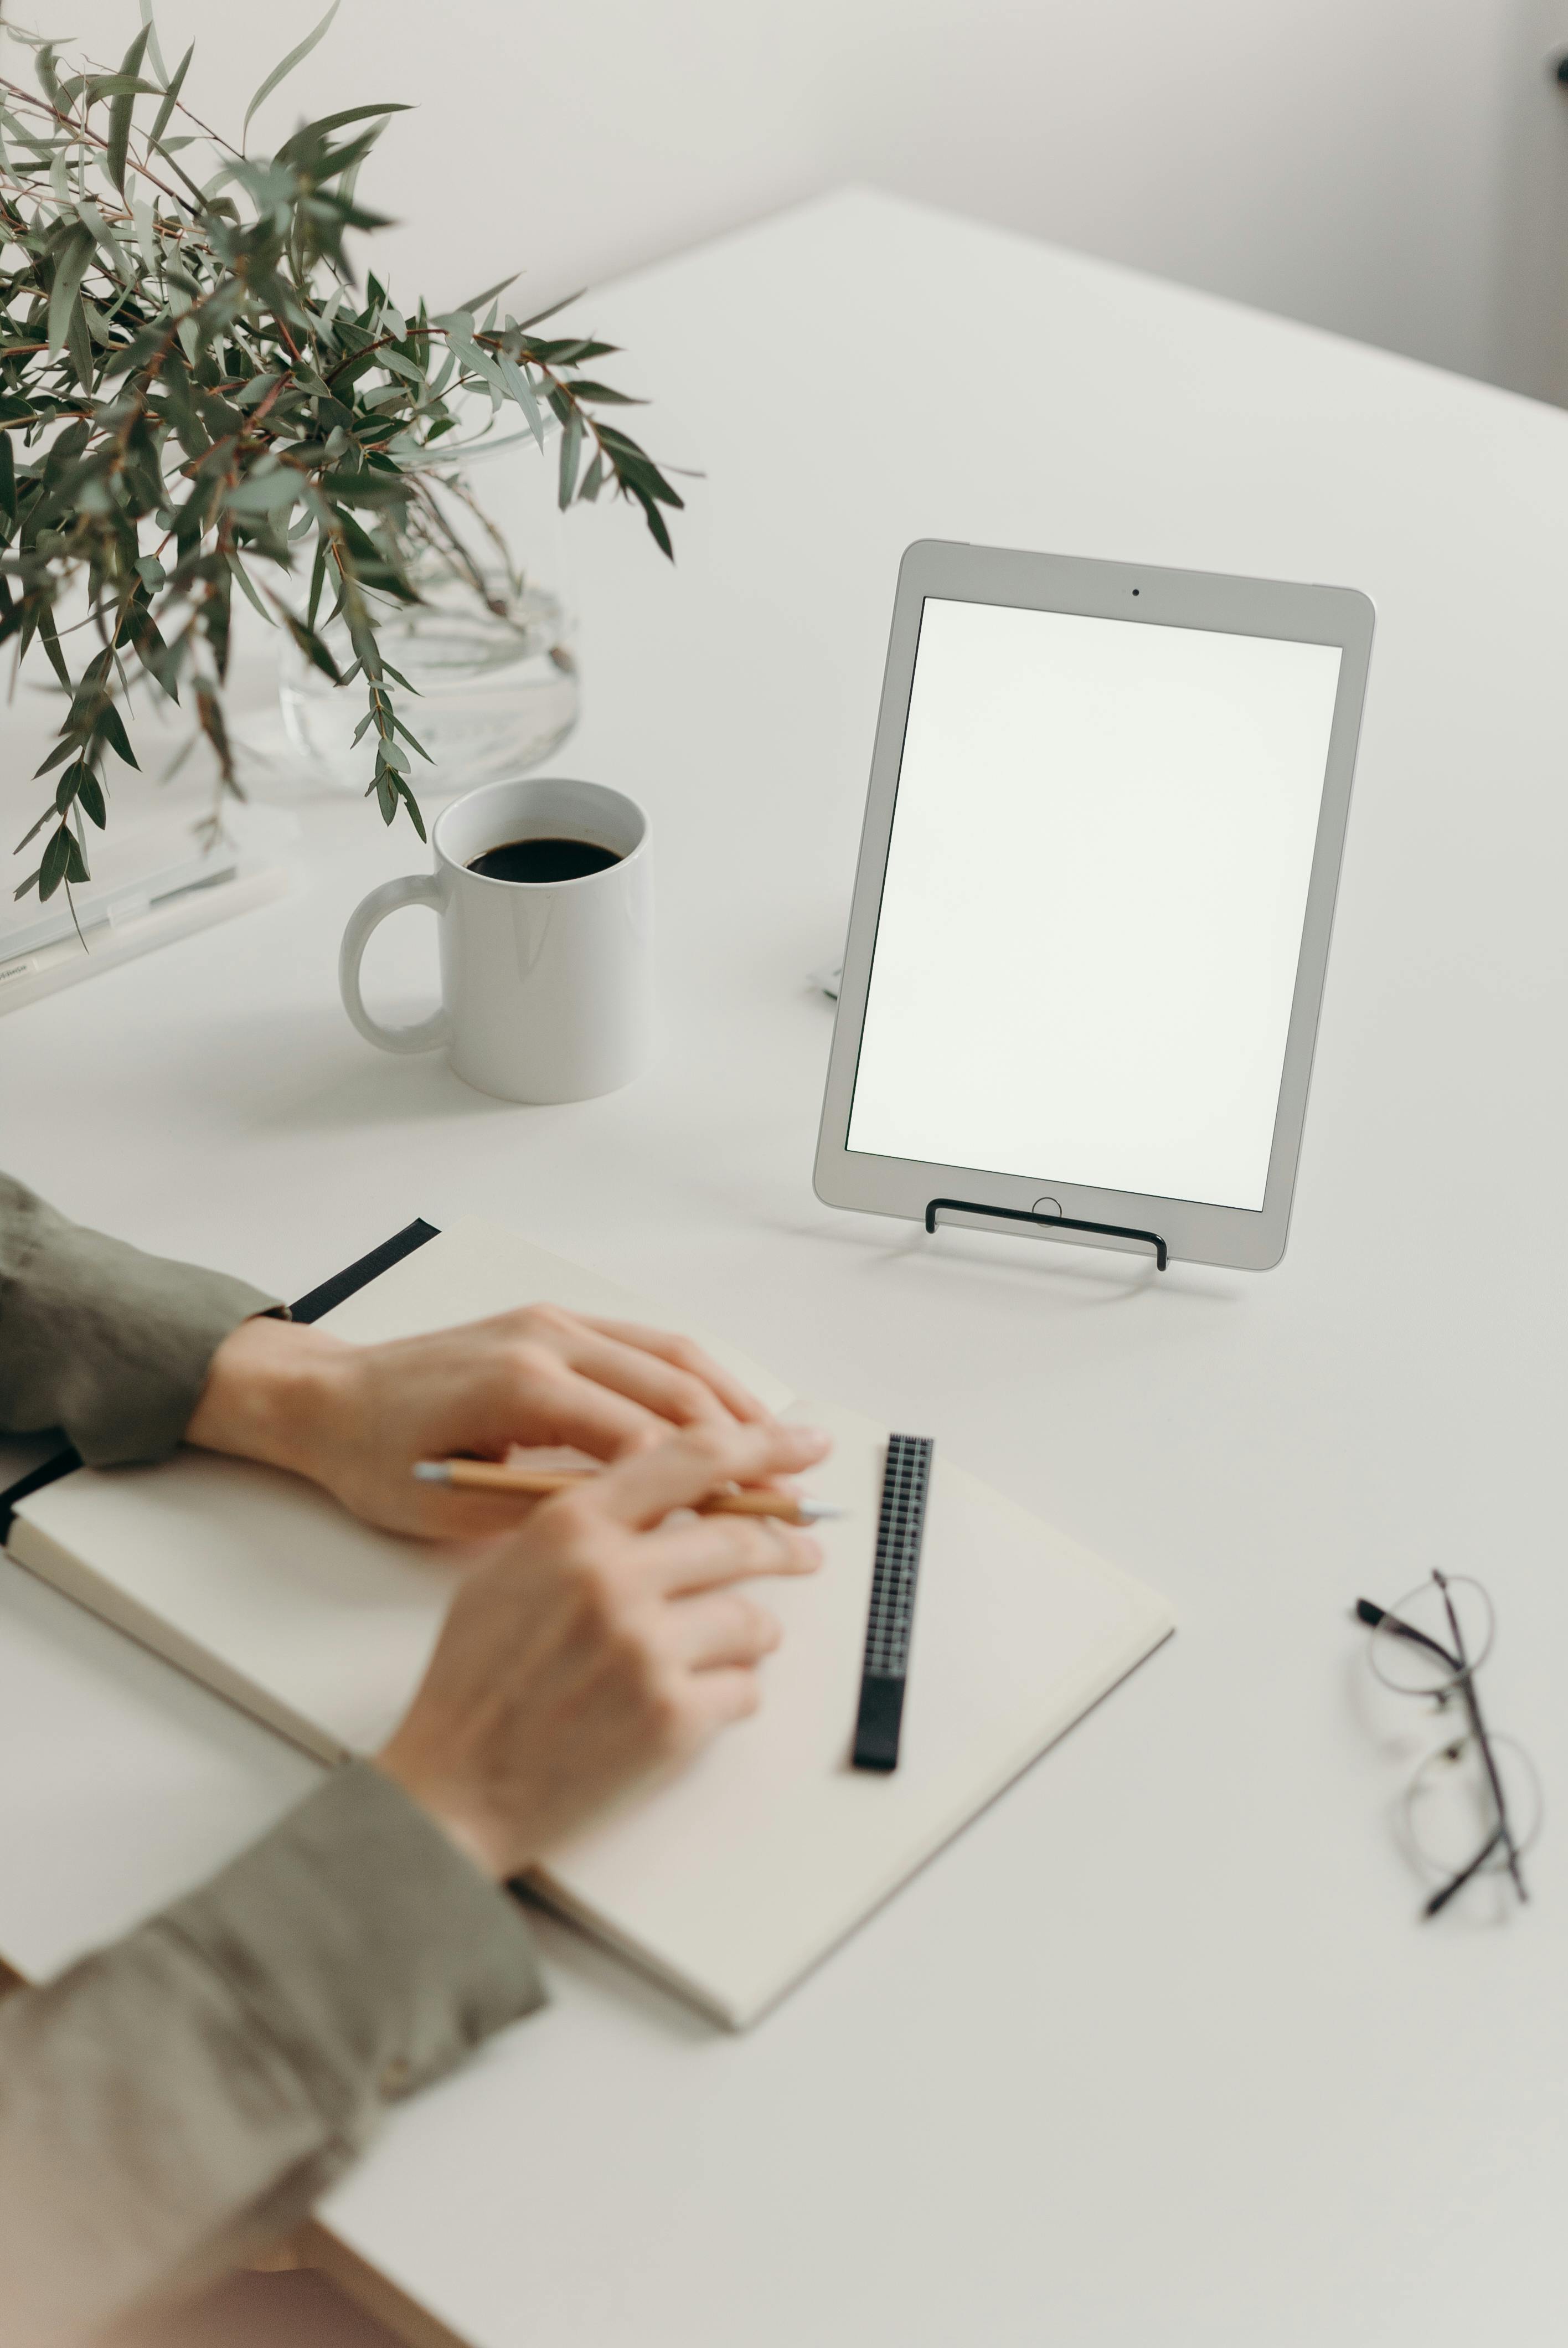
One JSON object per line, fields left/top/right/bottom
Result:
{"left": 338, "top": 874, "right": 451, "bottom": 1054}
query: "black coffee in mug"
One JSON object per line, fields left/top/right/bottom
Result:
{"left": 467, "top": 836, "right": 622, "bottom": 884}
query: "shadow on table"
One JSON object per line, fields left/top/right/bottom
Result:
{"left": 178, "top": 1004, "right": 528, "bottom": 1134}
{"left": 762, "top": 1208, "right": 1245, "bottom": 1312}
{"left": 521, "top": 1890, "right": 716, "bottom": 2045}
{"left": 1337, "top": 1643, "right": 1526, "bottom": 1937}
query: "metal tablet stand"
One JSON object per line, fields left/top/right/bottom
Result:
{"left": 925, "top": 1197, "right": 1168, "bottom": 1270}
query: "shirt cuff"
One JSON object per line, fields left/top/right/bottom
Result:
{"left": 0, "top": 1175, "right": 280, "bottom": 1465}
{"left": 158, "top": 1762, "right": 547, "bottom": 2131}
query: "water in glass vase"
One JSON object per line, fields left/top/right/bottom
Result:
{"left": 279, "top": 569, "right": 578, "bottom": 801}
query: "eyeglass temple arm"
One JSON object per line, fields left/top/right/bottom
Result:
{"left": 1424, "top": 1822, "right": 1507, "bottom": 1918}
{"left": 1434, "top": 1578, "right": 1530, "bottom": 1905}
{"left": 1453, "top": 1674, "right": 1529, "bottom": 1906}
{"left": 1355, "top": 1598, "right": 1461, "bottom": 1677}
{"left": 1359, "top": 1600, "right": 1530, "bottom": 1911}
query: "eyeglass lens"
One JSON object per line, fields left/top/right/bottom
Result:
{"left": 1367, "top": 1574, "right": 1494, "bottom": 1698}
{"left": 1404, "top": 1730, "right": 1543, "bottom": 1890}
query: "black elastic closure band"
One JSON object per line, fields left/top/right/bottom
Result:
{"left": 0, "top": 1446, "right": 82, "bottom": 1542}
{"left": 1, "top": 1218, "right": 443, "bottom": 1541}
{"left": 925, "top": 1196, "right": 1168, "bottom": 1271}
{"left": 288, "top": 1218, "right": 440, "bottom": 1324}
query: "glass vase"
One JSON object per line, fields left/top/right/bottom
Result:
{"left": 276, "top": 426, "right": 578, "bottom": 805}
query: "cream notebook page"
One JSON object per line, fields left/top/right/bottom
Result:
{"left": 9, "top": 1217, "right": 1174, "bottom": 2026}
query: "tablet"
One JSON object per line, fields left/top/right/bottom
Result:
{"left": 813, "top": 542, "right": 1374, "bottom": 1271}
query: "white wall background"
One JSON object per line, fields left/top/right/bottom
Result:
{"left": 18, "top": 0, "right": 1568, "bottom": 400}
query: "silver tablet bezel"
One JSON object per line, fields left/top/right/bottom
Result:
{"left": 813, "top": 540, "right": 1375, "bottom": 1271}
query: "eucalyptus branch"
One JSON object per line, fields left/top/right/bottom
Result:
{"left": 0, "top": 73, "right": 193, "bottom": 211}
{"left": 1, "top": 4, "right": 687, "bottom": 908}
{"left": 409, "top": 473, "right": 503, "bottom": 614}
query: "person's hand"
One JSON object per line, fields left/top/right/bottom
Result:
{"left": 185, "top": 1303, "right": 777, "bottom": 1537}
{"left": 375, "top": 1419, "right": 831, "bottom": 1879}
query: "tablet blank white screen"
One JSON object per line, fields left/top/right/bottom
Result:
{"left": 846, "top": 599, "right": 1343, "bottom": 1211}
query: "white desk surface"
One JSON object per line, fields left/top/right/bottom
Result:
{"left": 2, "top": 188, "right": 1566, "bottom": 2348}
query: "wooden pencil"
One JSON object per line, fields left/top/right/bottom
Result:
{"left": 411, "top": 1459, "right": 843, "bottom": 1525}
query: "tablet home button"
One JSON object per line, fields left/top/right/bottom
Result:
{"left": 1031, "top": 1196, "right": 1064, "bottom": 1219}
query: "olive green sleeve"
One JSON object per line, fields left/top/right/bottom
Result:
{"left": 0, "top": 1177, "right": 550, "bottom": 2342}
{"left": 0, "top": 1172, "right": 280, "bottom": 1466}
{"left": 0, "top": 1763, "right": 548, "bottom": 2347}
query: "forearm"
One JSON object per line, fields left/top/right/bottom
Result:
{"left": 0, "top": 1764, "right": 546, "bottom": 2347}
{"left": 0, "top": 1175, "right": 278, "bottom": 1467}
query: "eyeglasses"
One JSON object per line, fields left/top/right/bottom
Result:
{"left": 1356, "top": 1572, "right": 1541, "bottom": 1919}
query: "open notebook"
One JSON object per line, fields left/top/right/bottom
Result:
{"left": 6, "top": 1218, "right": 1174, "bottom": 2027}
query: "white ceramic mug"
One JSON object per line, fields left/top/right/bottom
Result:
{"left": 339, "top": 776, "right": 653, "bottom": 1103}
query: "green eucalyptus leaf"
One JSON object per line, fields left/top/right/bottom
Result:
{"left": 85, "top": 73, "right": 159, "bottom": 100}
{"left": 33, "top": 737, "right": 81, "bottom": 779}
{"left": 276, "top": 103, "right": 410, "bottom": 166}
{"left": 244, "top": 1, "right": 342, "bottom": 146}
{"left": 228, "top": 553, "right": 275, "bottom": 621}
{"left": 149, "top": 42, "right": 193, "bottom": 142}
{"left": 13, "top": 801, "right": 58, "bottom": 852}
{"left": 632, "top": 487, "right": 674, "bottom": 559}
{"left": 378, "top": 348, "right": 425, "bottom": 388}
{"left": 230, "top": 373, "right": 282, "bottom": 410}
{"left": 306, "top": 538, "right": 328, "bottom": 631}
{"left": 138, "top": 1, "right": 170, "bottom": 89}
{"left": 132, "top": 611, "right": 182, "bottom": 702}
{"left": 278, "top": 604, "right": 343, "bottom": 681}
{"left": 47, "top": 225, "right": 94, "bottom": 360}
{"left": 393, "top": 724, "right": 431, "bottom": 764}
{"left": 455, "top": 271, "right": 519, "bottom": 316}
{"left": 65, "top": 300, "right": 94, "bottom": 393}
{"left": 38, "top": 823, "right": 73, "bottom": 899}
{"left": 96, "top": 703, "right": 140, "bottom": 768}
{"left": 34, "top": 605, "right": 73, "bottom": 692}
{"left": 225, "top": 469, "right": 302, "bottom": 517}
{"left": 106, "top": 25, "right": 151, "bottom": 193}
{"left": 316, "top": 469, "right": 411, "bottom": 505}
{"left": 557, "top": 407, "right": 583, "bottom": 509}
{"left": 494, "top": 351, "right": 545, "bottom": 449}
{"left": 515, "top": 290, "right": 585, "bottom": 331}
{"left": 563, "top": 379, "right": 640, "bottom": 406}
{"left": 35, "top": 45, "right": 69, "bottom": 115}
